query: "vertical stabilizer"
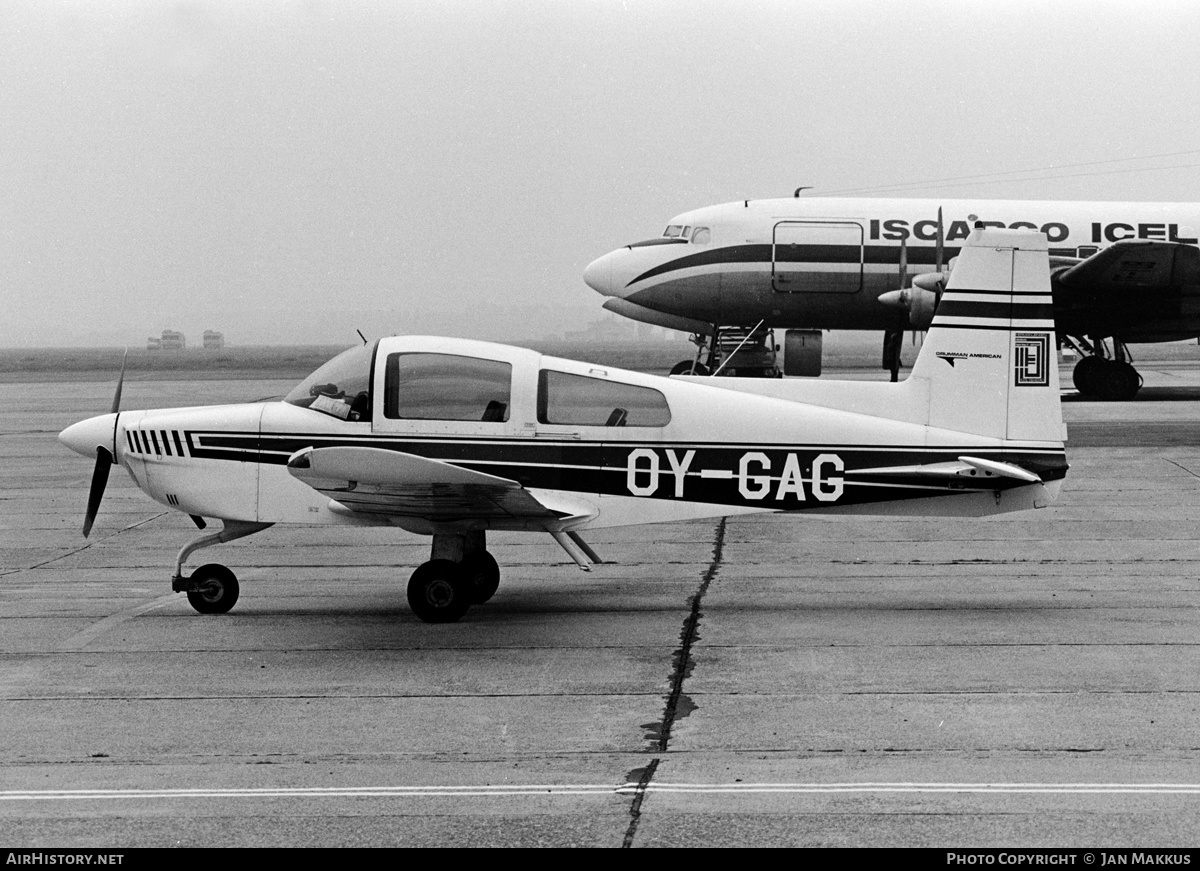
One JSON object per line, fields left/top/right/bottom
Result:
{"left": 909, "top": 228, "right": 1063, "bottom": 444}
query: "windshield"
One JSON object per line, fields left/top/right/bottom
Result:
{"left": 284, "top": 342, "right": 376, "bottom": 421}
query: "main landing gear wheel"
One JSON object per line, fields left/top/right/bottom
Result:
{"left": 1072, "top": 357, "right": 1141, "bottom": 401}
{"left": 185, "top": 564, "right": 240, "bottom": 615}
{"left": 669, "top": 360, "right": 709, "bottom": 376}
{"left": 1071, "top": 355, "right": 1105, "bottom": 396}
{"left": 1103, "top": 361, "right": 1141, "bottom": 401}
{"left": 407, "top": 560, "right": 472, "bottom": 623}
{"left": 461, "top": 551, "right": 501, "bottom": 604}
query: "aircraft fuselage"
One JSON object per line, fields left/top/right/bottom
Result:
{"left": 584, "top": 197, "right": 1200, "bottom": 341}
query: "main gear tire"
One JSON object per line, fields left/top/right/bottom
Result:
{"left": 407, "top": 560, "right": 472, "bottom": 623}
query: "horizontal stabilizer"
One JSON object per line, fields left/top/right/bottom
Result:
{"left": 287, "top": 446, "right": 520, "bottom": 489}
{"left": 853, "top": 456, "right": 1041, "bottom": 484}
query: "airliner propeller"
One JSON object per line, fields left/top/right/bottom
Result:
{"left": 878, "top": 207, "right": 948, "bottom": 332}
{"left": 881, "top": 237, "right": 909, "bottom": 381}
{"left": 81, "top": 351, "right": 126, "bottom": 538}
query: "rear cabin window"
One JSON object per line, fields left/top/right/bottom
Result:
{"left": 538, "top": 370, "right": 671, "bottom": 427}
{"left": 384, "top": 353, "right": 512, "bottom": 421}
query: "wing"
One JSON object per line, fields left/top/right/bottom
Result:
{"left": 1056, "top": 239, "right": 1198, "bottom": 289}
{"left": 286, "top": 446, "right": 596, "bottom": 529}
{"left": 1052, "top": 240, "right": 1200, "bottom": 339}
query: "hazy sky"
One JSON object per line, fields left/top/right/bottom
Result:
{"left": 5, "top": 0, "right": 1200, "bottom": 346}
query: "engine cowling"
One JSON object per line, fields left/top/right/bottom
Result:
{"left": 878, "top": 274, "right": 942, "bottom": 330}
{"left": 907, "top": 273, "right": 944, "bottom": 329}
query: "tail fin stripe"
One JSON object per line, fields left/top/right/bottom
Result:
{"left": 936, "top": 300, "right": 1054, "bottom": 320}
{"left": 929, "top": 323, "right": 1054, "bottom": 332}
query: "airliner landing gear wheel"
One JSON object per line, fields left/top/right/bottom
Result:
{"left": 1072, "top": 356, "right": 1106, "bottom": 397}
{"left": 669, "top": 360, "right": 709, "bottom": 376}
{"left": 1101, "top": 361, "right": 1141, "bottom": 401}
{"left": 186, "top": 564, "right": 240, "bottom": 614}
{"left": 407, "top": 560, "right": 472, "bottom": 623}
{"left": 461, "top": 551, "right": 501, "bottom": 604}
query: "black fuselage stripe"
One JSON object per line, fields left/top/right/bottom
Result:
{"left": 629, "top": 243, "right": 966, "bottom": 287}
{"left": 180, "top": 431, "right": 1068, "bottom": 501}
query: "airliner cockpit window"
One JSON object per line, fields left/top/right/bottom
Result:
{"left": 663, "top": 225, "right": 685, "bottom": 237}
{"left": 383, "top": 353, "right": 512, "bottom": 422}
{"left": 284, "top": 342, "right": 376, "bottom": 421}
{"left": 691, "top": 227, "right": 711, "bottom": 245}
{"left": 538, "top": 370, "right": 671, "bottom": 427}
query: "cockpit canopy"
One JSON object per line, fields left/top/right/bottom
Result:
{"left": 663, "top": 224, "right": 710, "bottom": 245}
{"left": 284, "top": 342, "right": 375, "bottom": 422}
{"left": 626, "top": 224, "right": 711, "bottom": 248}
{"left": 284, "top": 337, "right": 673, "bottom": 430}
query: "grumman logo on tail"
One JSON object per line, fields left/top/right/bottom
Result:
{"left": 625, "top": 448, "right": 845, "bottom": 502}
{"left": 936, "top": 351, "right": 1001, "bottom": 367}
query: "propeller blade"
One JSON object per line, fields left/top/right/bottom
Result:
{"left": 898, "top": 237, "right": 908, "bottom": 287}
{"left": 882, "top": 329, "right": 902, "bottom": 381}
{"left": 110, "top": 349, "right": 127, "bottom": 414}
{"left": 81, "top": 352, "right": 126, "bottom": 538}
{"left": 935, "top": 207, "right": 944, "bottom": 273}
{"left": 82, "top": 447, "right": 113, "bottom": 538}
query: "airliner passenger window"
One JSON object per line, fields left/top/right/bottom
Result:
{"left": 691, "top": 227, "right": 711, "bottom": 245}
{"left": 384, "top": 353, "right": 512, "bottom": 421}
{"left": 538, "top": 370, "right": 671, "bottom": 427}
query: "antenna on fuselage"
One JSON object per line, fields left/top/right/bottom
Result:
{"left": 356, "top": 330, "right": 367, "bottom": 345}
{"left": 794, "top": 187, "right": 814, "bottom": 197}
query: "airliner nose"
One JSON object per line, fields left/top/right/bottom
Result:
{"left": 59, "top": 413, "right": 118, "bottom": 459}
{"left": 583, "top": 251, "right": 617, "bottom": 297}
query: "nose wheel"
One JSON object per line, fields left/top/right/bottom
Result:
{"left": 183, "top": 564, "right": 240, "bottom": 614}
{"left": 170, "top": 520, "right": 272, "bottom": 615}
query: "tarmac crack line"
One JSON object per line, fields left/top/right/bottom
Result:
{"left": 0, "top": 513, "right": 169, "bottom": 578}
{"left": 651, "top": 515, "right": 726, "bottom": 753}
{"left": 1164, "top": 458, "right": 1200, "bottom": 481}
{"left": 623, "top": 517, "right": 727, "bottom": 847}
{"left": 620, "top": 758, "right": 659, "bottom": 848}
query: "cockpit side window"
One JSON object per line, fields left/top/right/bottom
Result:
{"left": 691, "top": 227, "right": 711, "bottom": 245}
{"left": 538, "top": 370, "right": 671, "bottom": 427}
{"left": 663, "top": 224, "right": 685, "bottom": 238}
{"left": 383, "top": 353, "right": 512, "bottom": 422}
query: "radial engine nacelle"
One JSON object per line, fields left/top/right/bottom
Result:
{"left": 878, "top": 271, "right": 945, "bottom": 330}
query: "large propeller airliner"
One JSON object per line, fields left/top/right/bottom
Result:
{"left": 584, "top": 195, "right": 1200, "bottom": 400}
{"left": 61, "top": 228, "right": 1067, "bottom": 624}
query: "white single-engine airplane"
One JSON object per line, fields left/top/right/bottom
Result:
{"left": 61, "top": 228, "right": 1067, "bottom": 624}
{"left": 584, "top": 195, "right": 1200, "bottom": 399}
